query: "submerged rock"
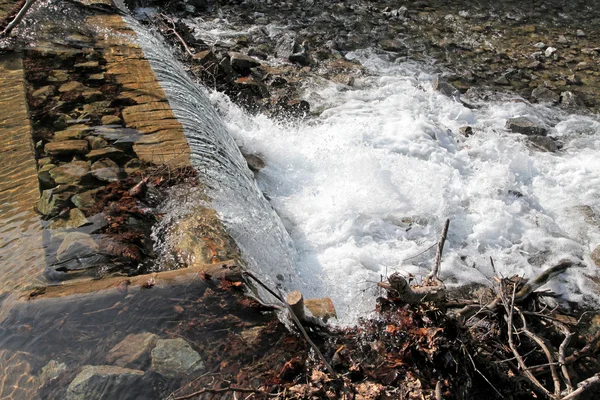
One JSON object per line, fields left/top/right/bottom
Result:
{"left": 106, "top": 332, "right": 158, "bottom": 368}
{"left": 505, "top": 117, "right": 548, "bottom": 136}
{"left": 66, "top": 365, "right": 144, "bottom": 400}
{"left": 56, "top": 232, "right": 98, "bottom": 262}
{"left": 151, "top": 338, "right": 204, "bottom": 378}
{"left": 38, "top": 360, "right": 68, "bottom": 386}
{"left": 527, "top": 135, "right": 558, "bottom": 152}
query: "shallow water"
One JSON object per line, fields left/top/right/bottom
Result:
{"left": 212, "top": 49, "right": 600, "bottom": 324}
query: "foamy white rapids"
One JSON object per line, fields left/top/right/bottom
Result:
{"left": 211, "top": 49, "right": 600, "bottom": 324}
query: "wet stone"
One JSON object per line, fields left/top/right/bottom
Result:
{"left": 379, "top": 39, "right": 406, "bottom": 53}
{"left": 48, "top": 208, "right": 89, "bottom": 230}
{"left": 87, "top": 136, "right": 109, "bottom": 150}
{"left": 56, "top": 232, "right": 98, "bottom": 262}
{"left": 38, "top": 360, "right": 68, "bottom": 386}
{"left": 82, "top": 100, "right": 113, "bottom": 116}
{"left": 38, "top": 164, "right": 57, "bottom": 188}
{"left": 527, "top": 135, "right": 558, "bottom": 152}
{"left": 87, "top": 147, "right": 125, "bottom": 162}
{"left": 37, "top": 188, "right": 72, "bottom": 217}
{"left": 151, "top": 338, "right": 204, "bottom": 378}
{"left": 592, "top": 245, "right": 600, "bottom": 267}
{"left": 229, "top": 52, "right": 261, "bottom": 73}
{"left": 66, "top": 365, "right": 144, "bottom": 400}
{"left": 71, "top": 188, "right": 101, "bottom": 210}
{"left": 49, "top": 161, "right": 90, "bottom": 185}
{"left": 45, "top": 140, "right": 89, "bottom": 156}
{"left": 106, "top": 332, "right": 158, "bottom": 368}
{"left": 124, "top": 158, "right": 142, "bottom": 175}
{"left": 531, "top": 86, "right": 560, "bottom": 104}
{"left": 91, "top": 158, "right": 120, "bottom": 182}
{"left": 505, "top": 117, "right": 548, "bottom": 136}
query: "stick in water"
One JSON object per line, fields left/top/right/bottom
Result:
{"left": 427, "top": 218, "right": 450, "bottom": 285}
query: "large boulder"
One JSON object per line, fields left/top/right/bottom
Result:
{"left": 66, "top": 365, "right": 144, "bottom": 400}
{"left": 151, "top": 338, "right": 204, "bottom": 378}
{"left": 505, "top": 117, "right": 548, "bottom": 136}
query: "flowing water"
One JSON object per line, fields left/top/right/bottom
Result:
{"left": 210, "top": 49, "right": 600, "bottom": 324}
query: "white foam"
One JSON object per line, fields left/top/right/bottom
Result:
{"left": 210, "top": 50, "right": 600, "bottom": 324}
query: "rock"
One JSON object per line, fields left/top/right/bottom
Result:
{"left": 74, "top": 61, "right": 100, "bottom": 70}
{"left": 87, "top": 136, "right": 109, "bottom": 150}
{"left": 124, "top": 158, "right": 143, "bottom": 175}
{"left": 32, "top": 85, "right": 56, "bottom": 101}
{"left": 505, "top": 117, "right": 548, "bottom": 136}
{"left": 305, "top": 297, "right": 337, "bottom": 321}
{"left": 106, "top": 332, "right": 158, "bottom": 368}
{"left": 87, "top": 147, "right": 125, "bottom": 162}
{"left": 59, "top": 81, "right": 88, "bottom": 93}
{"left": 240, "top": 326, "right": 263, "bottom": 345}
{"left": 545, "top": 47, "right": 557, "bottom": 57}
{"left": 38, "top": 164, "right": 57, "bottom": 189}
{"left": 91, "top": 158, "right": 120, "bottom": 182}
{"left": 289, "top": 42, "right": 310, "bottom": 66}
{"left": 459, "top": 126, "right": 473, "bottom": 137}
{"left": 229, "top": 52, "right": 261, "bottom": 74}
{"left": 567, "top": 74, "right": 581, "bottom": 85}
{"left": 379, "top": 39, "right": 406, "bottom": 53}
{"left": 48, "top": 70, "right": 69, "bottom": 82}
{"left": 36, "top": 188, "right": 72, "bottom": 217}
{"left": 101, "top": 115, "right": 121, "bottom": 125}
{"left": 45, "top": 140, "right": 89, "bottom": 156}
{"left": 527, "top": 135, "right": 558, "bottom": 152}
{"left": 54, "top": 125, "right": 91, "bottom": 140}
{"left": 433, "top": 77, "right": 459, "bottom": 99}
{"left": 0, "top": 350, "right": 39, "bottom": 399}
{"left": 56, "top": 232, "right": 98, "bottom": 262}
{"left": 493, "top": 75, "right": 511, "bottom": 85}
{"left": 71, "top": 189, "right": 100, "bottom": 210}
{"left": 88, "top": 72, "right": 105, "bottom": 81}
{"left": 576, "top": 29, "right": 586, "bottom": 37}
{"left": 66, "top": 365, "right": 144, "bottom": 400}
{"left": 38, "top": 360, "right": 68, "bottom": 386}
{"left": 557, "top": 35, "right": 569, "bottom": 44}
{"left": 48, "top": 208, "right": 89, "bottom": 230}
{"left": 531, "top": 86, "right": 560, "bottom": 104}
{"left": 560, "top": 91, "right": 585, "bottom": 107}
{"left": 49, "top": 161, "right": 90, "bottom": 185}
{"left": 151, "top": 338, "right": 204, "bottom": 378}
{"left": 82, "top": 101, "right": 113, "bottom": 116}
{"left": 592, "top": 245, "right": 600, "bottom": 267}
{"left": 243, "top": 153, "right": 265, "bottom": 172}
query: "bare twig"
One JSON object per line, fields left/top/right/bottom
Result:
{"left": 172, "top": 384, "right": 278, "bottom": 400}
{"left": 0, "top": 0, "right": 37, "bottom": 38}
{"left": 426, "top": 218, "right": 450, "bottom": 285}
{"left": 561, "top": 373, "right": 600, "bottom": 400}
{"left": 160, "top": 13, "right": 195, "bottom": 58}
{"left": 463, "top": 343, "right": 505, "bottom": 398}
{"left": 243, "top": 272, "right": 338, "bottom": 378}
{"left": 515, "top": 308, "right": 561, "bottom": 397}
{"left": 502, "top": 284, "right": 552, "bottom": 398}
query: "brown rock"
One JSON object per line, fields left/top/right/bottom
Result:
{"left": 106, "top": 332, "right": 158, "bottom": 368}
{"left": 101, "top": 115, "right": 121, "bottom": 125}
{"left": 48, "top": 208, "right": 89, "bottom": 230}
{"left": 58, "top": 81, "right": 88, "bottom": 93}
{"left": 32, "top": 85, "right": 56, "bottom": 100}
{"left": 87, "top": 147, "right": 125, "bottom": 162}
{"left": 36, "top": 189, "right": 72, "bottom": 217}
{"left": 53, "top": 125, "right": 91, "bottom": 141}
{"left": 71, "top": 189, "right": 101, "bottom": 210}
{"left": 45, "top": 140, "right": 89, "bottom": 156}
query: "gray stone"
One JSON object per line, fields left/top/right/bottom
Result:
{"left": 544, "top": 46, "right": 557, "bottom": 57}
{"left": 527, "top": 135, "right": 558, "bottom": 152}
{"left": 91, "top": 158, "right": 120, "bottom": 182}
{"left": 38, "top": 360, "right": 68, "bottom": 385}
{"left": 66, "top": 365, "right": 144, "bottom": 400}
{"left": 48, "top": 208, "right": 89, "bottom": 230}
{"left": 229, "top": 52, "right": 261, "bottom": 73}
{"left": 36, "top": 188, "right": 72, "bottom": 217}
{"left": 57, "top": 232, "right": 98, "bottom": 262}
{"left": 151, "top": 338, "right": 204, "bottom": 378}
{"left": 560, "top": 91, "right": 585, "bottom": 107}
{"left": 378, "top": 39, "right": 406, "bottom": 54}
{"left": 433, "top": 77, "right": 459, "bottom": 99}
{"left": 71, "top": 189, "right": 100, "bottom": 210}
{"left": 531, "top": 86, "right": 560, "bottom": 104}
{"left": 458, "top": 126, "right": 473, "bottom": 137}
{"left": 243, "top": 153, "right": 266, "bottom": 172}
{"left": 505, "top": 117, "right": 548, "bottom": 136}
{"left": 106, "top": 332, "right": 158, "bottom": 368}
{"left": 592, "top": 245, "right": 600, "bottom": 267}
{"left": 49, "top": 161, "right": 90, "bottom": 185}
{"left": 576, "top": 29, "right": 586, "bottom": 37}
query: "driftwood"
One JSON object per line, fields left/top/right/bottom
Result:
{"left": 378, "top": 273, "right": 445, "bottom": 304}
